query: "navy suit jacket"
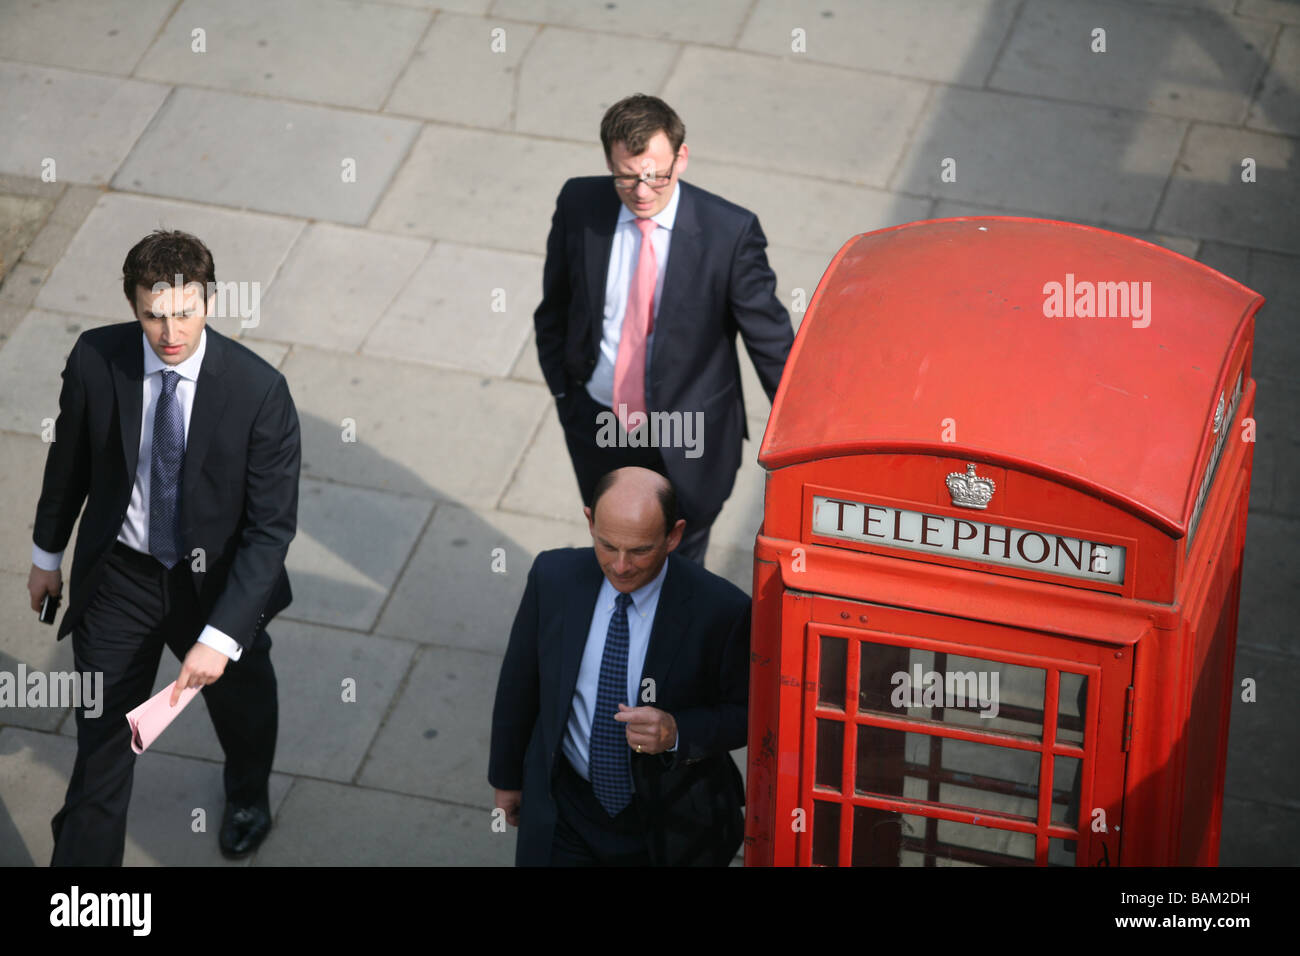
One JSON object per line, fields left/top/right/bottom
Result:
{"left": 489, "top": 548, "right": 751, "bottom": 866}
{"left": 32, "top": 322, "right": 300, "bottom": 648}
{"left": 534, "top": 177, "right": 794, "bottom": 521}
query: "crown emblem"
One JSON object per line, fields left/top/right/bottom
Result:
{"left": 946, "top": 463, "right": 996, "bottom": 510}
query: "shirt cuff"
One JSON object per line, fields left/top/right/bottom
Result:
{"left": 668, "top": 732, "right": 678, "bottom": 752}
{"left": 32, "top": 543, "right": 63, "bottom": 571}
{"left": 197, "top": 625, "right": 243, "bottom": 663}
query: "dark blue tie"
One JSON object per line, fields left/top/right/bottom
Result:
{"left": 590, "top": 591, "right": 634, "bottom": 817}
{"left": 149, "top": 369, "right": 184, "bottom": 568}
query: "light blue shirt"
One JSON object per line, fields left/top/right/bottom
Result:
{"left": 585, "top": 181, "right": 680, "bottom": 409}
{"left": 562, "top": 559, "right": 677, "bottom": 779}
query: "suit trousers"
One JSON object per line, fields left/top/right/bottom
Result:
{"left": 549, "top": 754, "right": 651, "bottom": 866}
{"left": 50, "top": 541, "right": 278, "bottom": 866}
{"left": 558, "top": 387, "right": 714, "bottom": 564}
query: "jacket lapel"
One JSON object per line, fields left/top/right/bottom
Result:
{"left": 639, "top": 555, "right": 690, "bottom": 697}
{"left": 111, "top": 328, "right": 144, "bottom": 484}
{"left": 555, "top": 550, "right": 606, "bottom": 730}
{"left": 584, "top": 184, "right": 621, "bottom": 355}
{"left": 180, "top": 328, "right": 230, "bottom": 529}
{"left": 650, "top": 182, "right": 702, "bottom": 380}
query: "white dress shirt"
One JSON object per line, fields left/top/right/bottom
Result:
{"left": 32, "top": 328, "right": 244, "bottom": 661}
{"left": 562, "top": 558, "right": 677, "bottom": 779}
{"left": 585, "top": 181, "right": 680, "bottom": 408}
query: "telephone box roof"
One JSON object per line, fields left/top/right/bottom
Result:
{"left": 759, "top": 218, "right": 1263, "bottom": 534}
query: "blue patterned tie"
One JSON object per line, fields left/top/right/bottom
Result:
{"left": 590, "top": 591, "right": 634, "bottom": 817}
{"left": 149, "top": 369, "right": 184, "bottom": 568}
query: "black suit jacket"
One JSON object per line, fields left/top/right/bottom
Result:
{"left": 489, "top": 548, "right": 751, "bottom": 866}
{"left": 534, "top": 177, "right": 794, "bottom": 521}
{"left": 32, "top": 322, "right": 301, "bottom": 649}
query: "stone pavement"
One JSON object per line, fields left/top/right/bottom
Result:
{"left": 0, "top": 0, "right": 1295, "bottom": 866}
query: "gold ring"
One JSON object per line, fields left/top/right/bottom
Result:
{"left": 636, "top": 745, "right": 642, "bottom": 753}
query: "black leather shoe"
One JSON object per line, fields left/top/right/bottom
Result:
{"left": 219, "top": 804, "right": 271, "bottom": 859}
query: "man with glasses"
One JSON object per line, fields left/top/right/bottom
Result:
{"left": 535, "top": 94, "right": 794, "bottom": 564}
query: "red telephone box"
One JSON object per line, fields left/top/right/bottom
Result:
{"left": 745, "top": 218, "right": 1263, "bottom": 867}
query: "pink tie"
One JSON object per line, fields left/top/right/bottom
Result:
{"left": 613, "top": 217, "right": 657, "bottom": 431}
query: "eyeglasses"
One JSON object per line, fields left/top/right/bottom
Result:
{"left": 611, "top": 156, "right": 678, "bottom": 191}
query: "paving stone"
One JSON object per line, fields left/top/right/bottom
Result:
{"left": 685, "top": 159, "right": 931, "bottom": 259}
{"left": 0, "top": 570, "right": 77, "bottom": 733}
{"left": 1197, "top": 242, "right": 1300, "bottom": 386}
{"left": 1223, "top": 645, "right": 1300, "bottom": 814}
{"left": 509, "top": 330, "right": 546, "bottom": 384}
{"left": 0, "top": 726, "right": 291, "bottom": 866}
{"left": 1156, "top": 124, "right": 1300, "bottom": 255}
{"left": 356, "top": 643, "right": 506, "bottom": 805}
{"left": 1219, "top": 794, "right": 1300, "bottom": 865}
{"left": 362, "top": 241, "right": 541, "bottom": 376}
{"left": 0, "top": 173, "right": 62, "bottom": 200}
{"left": 48, "top": 184, "right": 103, "bottom": 228}
{"left": 738, "top": 0, "right": 1019, "bottom": 84}
{"left": 369, "top": 125, "right": 594, "bottom": 252}
{"left": 895, "top": 87, "right": 1186, "bottom": 230}
{"left": 284, "top": 345, "right": 548, "bottom": 505}
{"left": 0, "top": 194, "right": 53, "bottom": 279}
{"left": 0, "top": 0, "right": 175, "bottom": 75}
{"left": 1248, "top": 25, "right": 1300, "bottom": 134}
{"left": 499, "top": 406, "right": 583, "bottom": 520}
{"left": 284, "top": 477, "right": 432, "bottom": 631}
{"left": 493, "top": 0, "right": 751, "bottom": 44}
{"left": 1251, "top": 381, "right": 1300, "bottom": 518}
{"left": 384, "top": 0, "right": 490, "bottom": 11}
{"left": 0, "top": 299, "right": 27, "bottom": 344}
{"left": 249, "top": 222, "right": 429, "bottom": 352}
{"left": 19, "top": 219, "right": 77, "bottom": 271}
{"left": 0, "top": 309, "right": 116, "bottom": 437}
{"left": 254, "top": 777, "right": 514, "bottom": 864}
{"left": 663, "top": 47, "right": 929, "bottom": 187}
{"left": 113, "top": 87, "right": 421, "bottom": 225}
{"left": 766, "top": 243, "right": 833, "bottom": 329}
{"left": 376, "top": 502, "right": 589, "bottom": 650}
{"left": 707, "top": 542, "right": 757, "bottom": 596}
{"left": 515, "top": 28, "right": 679, "bottom": 142}
{"left": 233, "top": 336, "right": 290, "bottom": 370}
{"left": 384, "top": 12, "right": 536, "bottom": 127}
{"left": 120, "top": 752, "right": 292, "bottom": 866}
{"left": 136, "top": 0, "right": 429, "bottom": 111}
{"left": 0, "top": 62, "right": 168, "bottom": 185}
{"left": 35, "top": 192, "right": 304, "bottom": 323}
{"left": 991, "top": 0, "right": 1275, "bottom": 123}
{"left": 708, "top": 436, "right": 768, "bottom": 553}
{"left": 1238, "top": 513, "right": 1300, "bottom": 655}
{"left": 1236, "top": 0, "right": 1300, "bottom": 25}
{"left": 932, "top": 198, "right": 1202, "bottom": 257}
{"left": 75, "top": 619, "right": 417, "bottom": 784}
{"left": 0, "top": 262, "right": 48, "bottom": 310}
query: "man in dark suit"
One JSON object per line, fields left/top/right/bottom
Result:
{"left": 25, "top": 229, "right": 300, "bottom": 866}
{"left": 535, "top": 94, "right": 794, "bottom": 564}
{"left": 489, "top": 466, "right": 750, "bottom": 866}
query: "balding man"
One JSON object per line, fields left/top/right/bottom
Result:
{"left": 489, "top": 467, "right": 750, "bottom": 866}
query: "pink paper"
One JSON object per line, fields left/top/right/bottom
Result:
{"left": 126, "top": 683, "right": 200, "bottom": 754}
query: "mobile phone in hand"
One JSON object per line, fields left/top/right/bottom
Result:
{"left": 39, "top": 592, "right": 61, "bottom": 625}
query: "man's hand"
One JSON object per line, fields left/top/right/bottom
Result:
{"left": 28, "top": 564, "right": 62, "bottom": 612}
{"left": 494, "top": 789, "right": 522, "bottom": 827}
{"left": 616, "top": 703, "right": 678, "bottom": 755}
{"left": 171, "top": 643, "right": 230, "bottom": 705}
